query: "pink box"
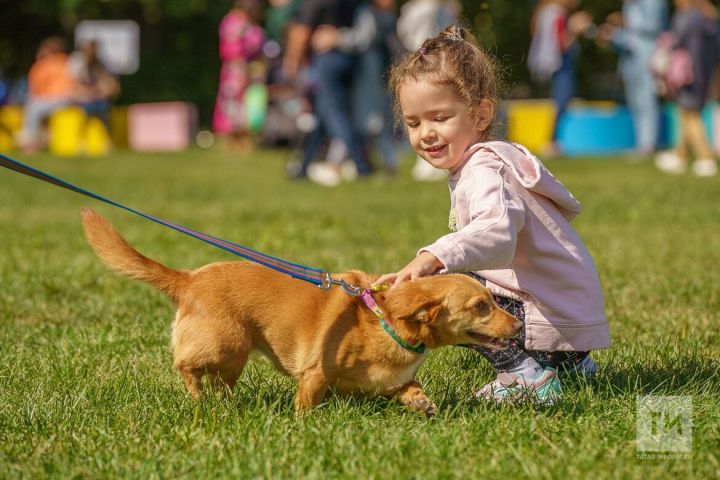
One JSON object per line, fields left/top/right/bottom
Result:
{"left": 128, "top": 102, "right": 196, "bottom": 152}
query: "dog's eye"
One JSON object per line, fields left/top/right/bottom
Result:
{"left": 473, "top": 300, "right": 490, "bottom": 316}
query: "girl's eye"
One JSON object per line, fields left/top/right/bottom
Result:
{"left": 406, "top": 123, "right": 419, "bottom": 129}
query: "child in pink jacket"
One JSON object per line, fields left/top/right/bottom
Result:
{"left": 375, "top": 25, "right": 610, "bottom": 404}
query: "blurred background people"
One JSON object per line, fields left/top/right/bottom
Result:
{"left": 17, "top": 37, "right": 75, "bottom": 153}
{"left": 310, "top": 0, "right": 404, "bottom": 178}
{"left": 396, "top": 0, "right": 460, "bottom": 50}
{"left": 396, "top": 0, "right": 460, "bottom": 181}
{"left": 213, "top": 0, "right": 265, "bottom": 152}
{"left": 283, "top": 0, "right": 373, "bottom": 184}
{"left": 265, "top": 0, "right": 299, "bottom": 45}
{"left": 656, "top": 0, "right": 719, "bottom": 177}
{"left": 69, "top": 40, "right": 120, "bottom": 132}
{"left": 599, "top": 0, "right": 668, "bottom": 158}
{"left": 528, "top": 0, "right": 594, "bottom": 157}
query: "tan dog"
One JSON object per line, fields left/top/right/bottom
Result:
{"left": 81, "top": 208, "right": 522, "bottom": 415}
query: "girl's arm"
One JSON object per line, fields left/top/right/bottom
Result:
{"left": 422, "top": 177, "right": 526, "bottom": 274}
{"left": 375, "top": 163, "right": 526, "bottom": 287}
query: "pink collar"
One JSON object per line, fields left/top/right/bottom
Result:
{"left": 360, "top": 289, "right": 425, "bottom": 354}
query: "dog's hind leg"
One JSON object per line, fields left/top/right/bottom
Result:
{"left": 207, "top": 351, "right": 250, "bottom": 395}
{"left": 294, "top": 368, "right": 332, "bottom": 413}
{"left": 179, "top": 367, "right": 204, "bottom": 399}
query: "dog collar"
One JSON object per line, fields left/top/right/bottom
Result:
{"left": 360, "top": 288, "right": 426, "bottom": 354}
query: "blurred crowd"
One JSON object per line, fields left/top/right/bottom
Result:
{"left": 2, "top": 0, "right": 719, "bottom": 178}
{"left": 5, "top": 36, "right": 120, "bottom": 154}
{"left": 214, "top": 0, "right": 719, "bottom": 182}
{"left": 211, "top": 0, "right": 463, "bottom": 185}
{"left": 529, "top": 0, "right": 718, "bottom": 176}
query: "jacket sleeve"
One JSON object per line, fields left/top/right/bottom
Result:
{"left": 421, "top": 163, "right": 526, "bottom": 273}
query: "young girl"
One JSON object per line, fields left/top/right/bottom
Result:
{"left": 374, "top": 25, "right": 610, "bottom": 404}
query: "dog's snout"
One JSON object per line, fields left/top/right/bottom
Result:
{"left": 511, "top": 319, "right": 524, "bottom": 336}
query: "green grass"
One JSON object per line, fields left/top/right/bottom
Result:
{"left": 1, "top": 148, "right": 718, "bottom": 479}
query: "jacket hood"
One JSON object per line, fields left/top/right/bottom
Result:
{"left": 462, "top": 141, "right": 582, "bottom": 221}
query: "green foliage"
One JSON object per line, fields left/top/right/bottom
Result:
{"left": 0, "top": 149, "right": 719, "bottom": 477}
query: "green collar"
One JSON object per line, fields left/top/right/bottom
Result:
{"left": 379, "top": 317, "right": 426, "bottom": 354}
{"left": 361, "top": 289, "right": 426, "bottom": 354}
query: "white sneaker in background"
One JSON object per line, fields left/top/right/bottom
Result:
{"left": 691, "top": 159, "right": 718, "bottom": 177}
{"left": 307, "top": 163, "right": 342, "bottom": 187}
{"left": 655, "top": 151, "right": 687, "bottom": 174}
{"left": 340, "top": 160, "right": 358, "bottom": 181}
{"left": 411, "top": 157, "right": 447, "bottom": 181}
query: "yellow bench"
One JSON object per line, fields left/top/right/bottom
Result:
{"left": 0, "top": 105, "right": 23, "bottom": 152}
{"left": 49, "top": 107, "right": 114, "bottom": 156}
{"left": 0, "top": 105, "right": 126, "bottom": 155}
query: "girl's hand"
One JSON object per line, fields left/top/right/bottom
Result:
{"left": 373, "top": 252, "right": 444, "bottom": 289}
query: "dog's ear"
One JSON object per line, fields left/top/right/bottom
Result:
{"left": 388, "top": 291, "right": 442, "bottom": 323}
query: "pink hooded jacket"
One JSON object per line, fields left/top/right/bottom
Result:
{"left": 421, "top": 141, "right": 611, "bottom": 352}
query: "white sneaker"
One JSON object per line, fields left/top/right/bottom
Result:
{"left": 692, "top": 159, "right": 718, "bottom": 177}
{"left": 473, "top": 367, "right": 561, "bottom": 405}
{"left": 655, "top": 151, "right": 687, "bottom": 174}
{"left": 307, "top": 163, "right": 342, "bottom": 187}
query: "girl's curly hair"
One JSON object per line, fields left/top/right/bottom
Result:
{"left": 388, "top": 25, "right": 501, "bottom": 138}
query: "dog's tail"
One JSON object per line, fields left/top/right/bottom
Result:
{"left": 81, "top": 208, "right": 187, "bottom": 302}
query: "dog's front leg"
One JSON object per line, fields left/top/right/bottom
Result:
{"left": 294, "top": 369, "right": 331, "bottom": 413}
{"left": 394, "top": 381, "right": 438, "bottom": 417}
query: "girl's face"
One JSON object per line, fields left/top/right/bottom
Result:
{"left": 399, "top": 79, "right": 484, "bottom": 172}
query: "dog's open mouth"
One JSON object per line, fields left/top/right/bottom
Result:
{"left": 466, "top": 331, "right": 509, "bottom": 349}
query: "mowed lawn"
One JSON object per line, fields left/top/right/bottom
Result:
{"left": 0, "top": 148, "right": 718, "bottom": 479}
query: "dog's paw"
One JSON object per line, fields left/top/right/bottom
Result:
{"left": 411, "top": 396, "right": 438, "bottom": 417}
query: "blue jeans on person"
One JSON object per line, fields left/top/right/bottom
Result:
{"left": 550, "top": 47, "right": 578, "bottom": 143}
{"left": 82, "top": 99, "right": 112, "bottom": 130}
{"left": 19, "top": 97, "right": 71, "bottom": 143}
{"left": 298, "top": 105, "right": 328, "bottom": 177}
{"left": 620, "top": 56, "right": 659, "bottom": 152}
{"left": 312, "top": 51, "right": 372, "bottom": 175}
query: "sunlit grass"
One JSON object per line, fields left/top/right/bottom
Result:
{"left": 1, "top": 148, "right": 718, "bottom": 478}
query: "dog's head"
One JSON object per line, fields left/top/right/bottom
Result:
{"left": 382, "top": 274, "right": 523, "bottom": 349}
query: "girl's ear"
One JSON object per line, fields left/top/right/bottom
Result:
{"left": 474, "top": 99, "right": 495, "bottom": 134}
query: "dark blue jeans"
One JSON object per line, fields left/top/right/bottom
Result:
{"left": 312, "top": 51, "right": 372, "bottom": 175}
{"left": 550, "top": 48, "right": 578, "bottom": 142}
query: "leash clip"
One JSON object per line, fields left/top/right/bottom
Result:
{"left": 319, "top": 272, "right": 363, "bottom": 296}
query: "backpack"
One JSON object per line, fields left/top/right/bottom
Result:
{"left": 649, "top": 31, "right": 694, "bottom": 97}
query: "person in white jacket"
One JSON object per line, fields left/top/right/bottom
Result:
{"left": 376, "top": 25, "right": 610, "bottom": 405}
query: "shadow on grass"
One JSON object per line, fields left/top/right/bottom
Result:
{"left": 185, "top": 348, "right": 719, "bottom": 420}
{"left": 593, "top": 355, "right": 720, "bottom": 398}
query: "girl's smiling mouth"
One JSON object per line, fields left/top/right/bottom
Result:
{"left": 424, "top": 144, "right": 447, "bottom": 157}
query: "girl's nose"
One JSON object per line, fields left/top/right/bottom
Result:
{"left": 420, "top": 124, "right": 437, "bottom": 143}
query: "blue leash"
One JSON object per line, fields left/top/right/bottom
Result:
{"left": 0, "top": 153, "right": 358, "bottom": 292}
